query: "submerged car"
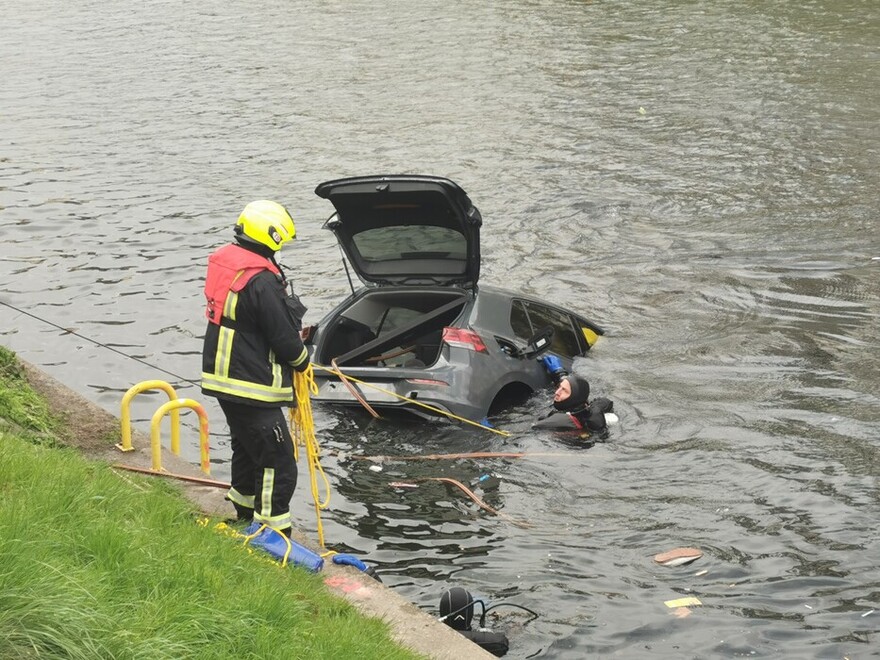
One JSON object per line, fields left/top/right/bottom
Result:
{"left": 302, "top": 174, "right": 605, "bottom": 422}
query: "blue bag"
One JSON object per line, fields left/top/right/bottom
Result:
{"left": 242, "top": 522, "right": 324, "bottom": 572}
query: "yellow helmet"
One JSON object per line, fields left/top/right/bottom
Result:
{"left": 235, "top": 200, "right": 296, "bottom": 251}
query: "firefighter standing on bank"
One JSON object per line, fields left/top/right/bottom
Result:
{"left": 201, "top": 200, "right": 309, "bottom": 536}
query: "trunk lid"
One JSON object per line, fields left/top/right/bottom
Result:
{"left": 315, "top": 174, "right": 482, "bottom": 288}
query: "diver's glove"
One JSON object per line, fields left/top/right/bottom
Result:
{"left": 539, "top": 354, "right": 566, "bottom": 381}
{"left": 332, "top": 553, "right": 382, "bottom": 582}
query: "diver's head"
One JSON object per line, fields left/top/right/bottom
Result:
{"left": 439, "top": 586, "right": 474, "bottom": 631}
{"left": 553, "top": 375, "right": 590, "bottom": 412}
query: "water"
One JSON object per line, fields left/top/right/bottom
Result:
{"left": 2, "top": 1, "right": 879, "bottom": 657}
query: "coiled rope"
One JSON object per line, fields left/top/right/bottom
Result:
{"left": 291, "top": 364, "right": 332, "bottom": 548}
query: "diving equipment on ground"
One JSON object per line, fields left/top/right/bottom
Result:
{"left": 438, "top": 586, "right": 539, "bottom": 657}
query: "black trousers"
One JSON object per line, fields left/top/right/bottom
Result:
{"left": 218, "top": 400, "right": 297, "bottom": 530}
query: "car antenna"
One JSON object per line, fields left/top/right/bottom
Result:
{"left": 337, "top": 245, "right": 356, "bottom": 295}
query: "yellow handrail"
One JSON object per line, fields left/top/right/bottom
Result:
{"left": 118, "top": 380, "right": 180, "bottom": 452}
{"left": 149, "top": 398, "right": 211, "bottom": 475}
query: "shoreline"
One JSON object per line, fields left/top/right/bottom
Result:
{"left": 19, "top": 356, "right": 495, "bottom": 660}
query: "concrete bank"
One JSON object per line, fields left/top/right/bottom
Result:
{"left": 20, "top": 359, "right": 495, "bottom": 660}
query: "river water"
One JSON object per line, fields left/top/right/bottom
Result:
{"left": 2, "top": 1, "right": 879, "bottom": 657}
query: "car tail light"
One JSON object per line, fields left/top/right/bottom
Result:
{"left": 442, "top": 327, "right": 488, "bottom": 353}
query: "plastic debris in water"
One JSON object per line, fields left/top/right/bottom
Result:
{"left": 368, "top": 464, "right": 383, "bottom": 473}
{"left": 654, "top": 547, "right": 703, "bottom": 567}
{"left": 473, "top": 473, "right": 500, "bottom": 490}
{"left": 665, "top": 596, "right": 702, "bottom": 608}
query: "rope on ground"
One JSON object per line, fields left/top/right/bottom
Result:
{"left": 111, "top": 464, "right": 231, "bottom": 488}
{"left": 312, "top": 363, "right": 511, "bottom": 436}
{"left": 291, "top": 364, "right": 332, "bottom": 547}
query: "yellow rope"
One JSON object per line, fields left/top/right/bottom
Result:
{"left": 312, "top": 363, "right": 511, "bottom": 437}
{"left": 242, "top": 523, "right": 293, "bottom": 568}
{"left": 291, "top": 364, "right": 331, "bottom": 548}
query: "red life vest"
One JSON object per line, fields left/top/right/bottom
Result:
{"left": 204, "top": 244, "right": 281, "bottom": 325}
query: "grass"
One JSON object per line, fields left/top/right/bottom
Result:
{"left": 0, "top": 346, "right": 59, "bottom": 445}
{"left": 0, "top": 346, "right": 422, "bottom": 659}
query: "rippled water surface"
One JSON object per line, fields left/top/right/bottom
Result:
{"left": 2, "top": 2, "right": 879, "bottom": 658}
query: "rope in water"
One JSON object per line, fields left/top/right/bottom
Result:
{"left": 331, "top": 357, "right": 379, "bottom": 418}
{"left": 312, "top": 363, "right": 511, "bottom": 437}
{"left": 414, "top": 477, "right": 531, "bottom": 528}
{"left": 350, "top": 451, "right": 569, "bottom": 462}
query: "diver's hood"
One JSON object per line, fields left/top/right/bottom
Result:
{"left": 554, "top": 375, "right": 590, "bottom": 413}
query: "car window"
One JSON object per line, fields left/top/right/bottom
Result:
{"left": 510, "top": 300, "right": 583, "bottom": 359}
{"left": 352, "top": 226, "right": 467, "bottom": 263}
{"left": 378, "top": 306, "right": 423, "bottom": 335}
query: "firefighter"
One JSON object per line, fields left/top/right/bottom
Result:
{"left": 201, "top": 200, "right": 309, "bottom": 536}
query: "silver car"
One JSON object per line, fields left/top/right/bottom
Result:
{"left": 303, "top": 174, "right": 605, "bottom": 422}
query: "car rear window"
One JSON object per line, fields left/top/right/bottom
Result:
{"left": 352, "top": 225, "right": 467, "bottom": 263}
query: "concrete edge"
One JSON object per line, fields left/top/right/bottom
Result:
{"left": 18, "top": 358, "right": 495, "bottom": 660}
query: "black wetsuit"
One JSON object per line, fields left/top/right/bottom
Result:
{"left": 533, "top": 397, "right": 614, "bottom": 436}
{"left": 533, "top": 371, "right": 613, "bottom": 439}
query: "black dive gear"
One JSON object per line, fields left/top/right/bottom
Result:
{"left": 536, "top": 374, "right": 614, "bottom": 436}
{"left": 552, "top": 375, "right": 590, "bottom": 413}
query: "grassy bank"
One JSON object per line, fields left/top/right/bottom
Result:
{"left": 0, "top": 347, "right": 420, "bottom": 659}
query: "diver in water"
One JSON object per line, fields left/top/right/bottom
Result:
{"left": 533, "top": 355, "right": 614, "bottom": 438}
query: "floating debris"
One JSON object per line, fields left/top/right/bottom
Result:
{"left": 388, "top": 481, "right": 419, "bottom": 489}
{"left": 654, "top": 547, "right": 703, "bottom": 567}
{"left": 368, "top": 464, "right": 383, "bottom": 473}
{"left": 665, "top": 596, "right": 702, "bottom": 608}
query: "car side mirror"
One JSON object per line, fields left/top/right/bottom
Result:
{"left": 520, "top": 326, "right": 554, "bottom": 359}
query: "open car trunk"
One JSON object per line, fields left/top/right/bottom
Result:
{"left": 314, "top": 289, "right": 469, "bottom": 368}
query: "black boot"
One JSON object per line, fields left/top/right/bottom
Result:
{"left": 231, "top": 502, "right": 254, "bottom": 524}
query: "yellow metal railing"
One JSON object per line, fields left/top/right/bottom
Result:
{"left": 118, "top": 380, "right": 211, "bottom": 475}
{"left": 150, "top": 398, "right": 211, "bottom": 475}
{"left": 118, "top": 380, "right": 180, "bottom": 452}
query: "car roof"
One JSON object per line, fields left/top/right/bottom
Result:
{"left": 315, "top": 174, "right": 482, "bottom": 288}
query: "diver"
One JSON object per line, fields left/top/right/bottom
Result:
{"left": 533, "top": 355, "right": 614, "bottom": 438}
{"left": 438, "top": 586, "right": 539, "bottom": 658}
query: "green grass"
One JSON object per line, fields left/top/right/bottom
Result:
{"left": 0, "top": 347, "right": 422, "bottom": 659}
{"left": 0, "top": 346, "right": 59, "bottom": 445}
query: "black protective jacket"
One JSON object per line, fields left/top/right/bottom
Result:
{"left": 201, "top": 243, "right": 309, "bottom": 407}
